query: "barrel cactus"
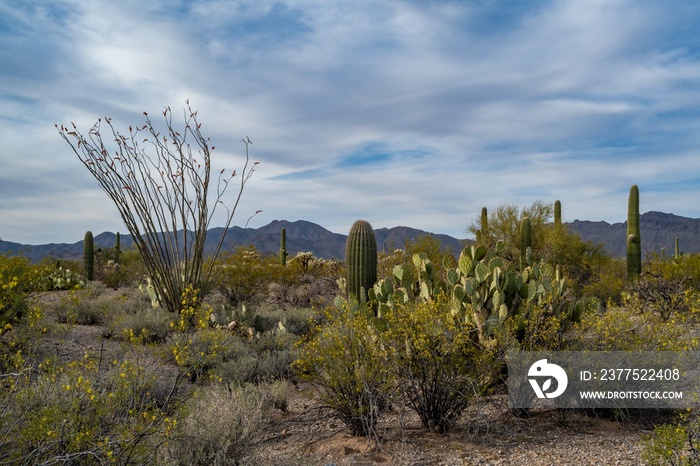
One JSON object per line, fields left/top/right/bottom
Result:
{"left": 84, "top": 230, "right": 94, "bottom": 281}
{"left": 626, "top": 185, "right": 641, "bottom": 281}
{"left": 345, "top": 220, "right": 378, "bottom": 302}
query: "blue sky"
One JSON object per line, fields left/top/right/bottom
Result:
{"left": 2, "top": 0, "right": 700, "bottom": 244}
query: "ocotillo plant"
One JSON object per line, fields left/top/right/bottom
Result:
{"left": 627, "top": 185, "right": 641, "bottom": 281}
{"left": 84, "top": 230, "right": 94, "bottom": 281}
{"left": 520, "top": 216, "right": 532, "bottom": 271}
{"left": 114, "top": 232, "right": 121, "bottom": 265}
{"left": 279, "top": 227, "right": 287, "bottom": 265}
{"left": 345, "top": 220, "right": 377, "bottom": 303}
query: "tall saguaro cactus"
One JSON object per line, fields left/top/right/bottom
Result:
{"left": 345, "top": 220, "right": 377, "bottom": 302}
{"left": 114, "top": 232, "right": 121, "bottom": 265}
{"left": 84, "top": 230, "right": 94, "bottom": 281}
{"left": 553, "top": 200, "right": 562, "bottom": 266}
{"left": 520, "top": 216, "right": 532, "bottom": 271}
{"left": 626, "top": 185, "right": 641, "bottom": 281}
{"left": 479, "top": 207, "right": 489, "bottom": 246}
{"left": 279, "top": 227, "right": 287, "bottom": 265}
{"left": 554, "top": 200, "right": 562, "bottom": 230}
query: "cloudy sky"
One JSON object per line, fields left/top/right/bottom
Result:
{"left": 2, "top": 0, "right": 700, "bottom": 244}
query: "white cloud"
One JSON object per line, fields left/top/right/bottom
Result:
{"left": 1, "top": 0, "right": 700, "bottom": 244}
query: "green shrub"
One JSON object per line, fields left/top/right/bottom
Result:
{"left": 383, "top": 294, "right": 500, "bottom": 432}
{"left": 293, "top": 299, "right": 393, "bottom": 436}
{"left": 0, "top": 349, "right": 182, "bottom": 465}
{"left": 0, "top": 255, "right": 34, "bottom": 328}
{"left": 642, "top": 412, "right": 700, "bottom": 466}
{"left": 580, "top": 258, "right": 628, "bottom": 307}
{"left": 215, "top": 246, "right": 287, "bottom": 307}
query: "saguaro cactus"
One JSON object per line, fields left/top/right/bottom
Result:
{"left": 479, "top": 207, "right": 489, "bottom": 246}
{"left": 114, "top": 232, "right": 121, "bottom": 265}
{"left": 520, "top": 216, "right": 532, "bottom": 271}
{"left": 675, "top": 236, "right": 680, "bottom": 262}
{"left": 626, "top": 185, "right": 641, "bottom": 280}
{"left": 279, "top": 227, "right": 287, "bottom": 265}
{"left": 84, "top": 230, "right": 94, "bottom": 281}
{"left": 345, "top": 220, "right": 377, "bottom": 302}
{"left": 554, "top": 200, "right": 561, "bottom": 230}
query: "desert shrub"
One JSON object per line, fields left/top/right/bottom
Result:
{"left": 631, "top": 274, "right": 697, "bottom": 322}
{"left": 159, "top": 382, "right": 277, "bottom": 466}
{"left": 383, "top": 294, "right": 500, "bottom": 432}
{"left": 110, "top": 307, "right": 173, "bottom": 344}
{"left": 293, "top": 299, "right": 393, "bottom": 437}
{"left": 642, "top": 412, "right": 700, "bottom": 466}
{"left": 170, "top": 327, "right": 241, "bottom": 383}
{"left": 249, "top": 304, "right": 318, "bottom": 336}
{"left": 208, "top": 327, "right": 298, "bottom": 384}
{"left": 572, "top": 295, "right": 699, "bottom": 352}
{"left": 215, "top": 246, "right": 289, "bottom": 307}
{"left": 580, "top": 258, "right": 628, "bottom": 307}
{"left": 53, "top": 282, "right": 111, "bottom": 325}
{"left": 651, "top": 252, "right": 700, "bottom": 284}
{"left": 0, "top": 348, "right": 182, "bottom": 465}
{"left": 269, "top": 253, "right": 342, "bottom": 308}
{"left": 0, "top": 255, "right": 36, "bottom": 328}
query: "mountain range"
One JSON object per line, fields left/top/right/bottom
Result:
{"left": 1, "top": 212, "right": 698, "bottom": 263}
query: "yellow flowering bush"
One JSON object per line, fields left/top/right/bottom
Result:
{"left": 0, "top": 255, "right": 33, "bottom": 328}
{"left": 171, "top": 285, "right": 210, "bottom": 332}
{"left": 293, "top": 299, "right": 393, "bottom": 436}
{"left": 642, "top": 411, "right": 700, "bottom": 466}
{"left": 383, "top": 294, "right": 501, "bottom": 432}
{"left": 1, "top": 349, "right": 182, "bottom": 464}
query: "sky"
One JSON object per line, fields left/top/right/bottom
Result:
{"left": 2, "top": 0, "right": 700, "bottom": 245}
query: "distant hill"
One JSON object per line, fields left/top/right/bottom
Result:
{"left": 0, "top": 220, "right": 466, "bottom": 263}
{"left": 567, "top": 211, "right": 700, "bottom": 258}
{"left": 2, "top": 212, "right": 698, "bottom": 263}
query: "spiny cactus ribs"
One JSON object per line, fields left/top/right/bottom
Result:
{"left": 345, "top": 220, "right": 377, "bottom": 302}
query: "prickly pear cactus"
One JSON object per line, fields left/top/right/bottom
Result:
{"left": 369, "top": 238, "right": 575, "bottom": 347}
{"left": 345, "top": 220, "right": 378, "bottom": 302}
